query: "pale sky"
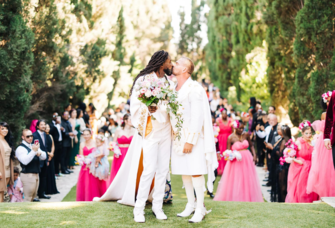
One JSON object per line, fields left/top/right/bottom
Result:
{"left": 167, "top": 0, "right": 209, "bottom": 47}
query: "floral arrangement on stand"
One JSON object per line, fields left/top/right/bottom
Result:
{"left": 222, "top": 149, "right": 242, "bottom": 161}
{"left": 133, "top": 75, "right": 183, "bottom": 140}
{"left": 279, "top": 139, "right": 298, "bottom": 165}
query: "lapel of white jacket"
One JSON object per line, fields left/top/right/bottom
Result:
{"left": 176, "top": 77, "right": 193, "bottom": 103}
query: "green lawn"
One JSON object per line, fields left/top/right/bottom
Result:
{"left": 1, "top": 171, "right": 335, "bottom": 227}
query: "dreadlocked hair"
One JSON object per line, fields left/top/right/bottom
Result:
{"left": 129, "top": 50, "right": 170, "bottom": 96}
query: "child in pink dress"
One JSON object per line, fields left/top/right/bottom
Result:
{"left": 7, "top": 167, "right": 24, "bottom": 202}
{"left": 286, "top": 121, "right": 319, "bottom": 203}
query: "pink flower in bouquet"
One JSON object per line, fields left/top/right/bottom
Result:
{"left": 152, "top": 88, "right": 160, "bottom": 96}
{"left": 279, "top": 157, "right": 286, "bottom": 165}
{"left": 145, "top": 90, "right": 152, "bottom": 97}
{"left": 140, "top": 88, "right": 147, "bottom": 94}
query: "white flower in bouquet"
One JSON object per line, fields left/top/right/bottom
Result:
{"left": 145, "top": 90, "right": 152, "bottom": 98}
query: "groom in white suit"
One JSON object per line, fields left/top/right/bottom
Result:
{"left": 171, "top": 57, "right": 218, "bottom": 223}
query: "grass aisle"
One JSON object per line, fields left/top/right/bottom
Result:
{"left": 1, "top": 170, "right": 335, "bottom": 227}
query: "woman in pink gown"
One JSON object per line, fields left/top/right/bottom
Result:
{"left": 214, "top": 120, "right": 263, "bottom": 202}
{"left": 286, "top": 121, "right": 319, "bottom": 203}
{"left": 109, "top": 114, "right": 136, "bottom": 184}
{"left": 307, "top": 100, "right": 335, "bottom": 197}
{"left": 76, "top": 129, "right": 107, "bottom": 201}
{"left": 216, "top": 108, "right": 233, "bottom": 175}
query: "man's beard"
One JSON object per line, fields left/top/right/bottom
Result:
{"left": 163, "top": 67, "right": 173, "bottom": 76}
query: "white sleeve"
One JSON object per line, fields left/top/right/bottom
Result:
{"left": 15, "top": 146, "right": 37, "bottom": 165}
{"left": 38, "top": 149, "right": 47, "bottom": 160}
{"left": 186, "top": 87, "right": 204, "bottom": 145}
{"left": 130, "top": 77, "right": 146, "bottom": 129}
{"left": 256, "top": 130, "right": 267, "bottom": 138}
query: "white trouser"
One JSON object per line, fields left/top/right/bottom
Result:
{"left": 134, "top": 126, "right": 171, "bottom": 211}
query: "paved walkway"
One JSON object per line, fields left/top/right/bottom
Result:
{"left": 256, "top": 166, "right": 271, "bottom": 202}
{"left": 40, "top": 166, "right": 80, "bottom": 202}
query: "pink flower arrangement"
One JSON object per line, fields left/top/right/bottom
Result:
{"left": 279, "top": 139, "right": 299, "bottom": 165}
{"left": 232, "top": 120, "right": 240, "bottom": 129}
{"left": 298, "top": 121, "right": 311, "bottom": 131}
{"left": 322, "top": 91, "right": 332, "bottom": 103}
{"left": 213, "top": 124, "right": 220, "bottom": 143}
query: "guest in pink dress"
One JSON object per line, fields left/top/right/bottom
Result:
{"left": 7, "top": 167, "right": 24, "bottom": 202}
{"left": 109, "top": 114, "right": 136, "bottom": 184}
{"left": 214, "top": 120, "right": 263, "bottom": 202}
{"left": 286, "top": 121, "right": 319, "bottom": 203}
{"left": 307, "top": 119, "right": 335, "bottom": 197}
{"left": 76, "top": 129, "right": 107, "bottom": 201}
{"left": 216, "top": 108, "right": 233, "bottom": 175}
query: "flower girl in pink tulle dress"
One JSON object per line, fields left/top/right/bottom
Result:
{"left": 214, "top": 120, "right": 263, "bottom": 202}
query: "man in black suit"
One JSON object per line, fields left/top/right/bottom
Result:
{"left": 61, "top": 111, "right": 74, "bottom": 174}
{"left": 251, "top": 103, "right": 266, "bottom": 166}
{"left": 33, "top": 120, "right": 52, "bottom": 199}
{"left": 49, "top": 113, "right": 63, "bottom": 175}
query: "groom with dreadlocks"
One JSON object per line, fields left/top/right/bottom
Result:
{"left": 130, "top": 50, "right": 173, "bottom": 223}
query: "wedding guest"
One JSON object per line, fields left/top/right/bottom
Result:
{"left": 7, "top": 167, "right": 24, "bottom": 202}
{"left": 61, "top": 111, "right": 74, "bottom": 175}
{"left": 0, "top": 122, "right": 14, "bottom": 202}
{"left": 76, "top": 129, "right": 107, "bottom": 201}
{"left": 16, "top": 129, "right": 46, "bottom": 202}
{"left": 268, "top": 106, "right": 276, "bottom": 114}
{"left": 50, "top": 114, "right": 63, "bottom": 176}
{"left": 255, "top": 113, "right": 270, "bottom": 167}
{"left": 33, "top": 120, "right": 52, "bottom": 199}
{"left": 29, "top": 119, "right": 38, "bottom": 134}
{"left": 88, "top": 103, "right": 97, "bottom": 134}
{"left": 109, "top": 114, "right": 135, "bottom": 184}
{"left": 216, "top": 108, "right": 233, "bottom": 175}
{"left": 214, "top": 120, "right": 262, "bottom": 202}
{"left": 45, "top": 124, "right": 59, "bottom": 195}
{"left": 79, "top": 102, "right": 90, "bottom": 128}
{"left": 286, "top": 121, "right": 319, "bottom": 203}
{"left": 275, "top": 125, "right": 292, "bottom": 202}
{"left": 69, "top": 109, "right": 80, "bottom": 169}
{"left": 64, "top": 104, "right": 72, "bottom": 112}
{"left": 76, "top": 109, "right": 86, "bottom": 143}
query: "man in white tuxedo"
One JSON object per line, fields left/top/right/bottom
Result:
{"left": 171, "top": 57, "right": 218, "bottom": 223}
{"left": 129, "top": 50, "right": 173, "bottom": 223}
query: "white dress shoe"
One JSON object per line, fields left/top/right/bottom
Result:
{"left": 189, "top": 207, "right": 206, "bottom": 223}
{"left": 152, "top": 208, "right": 167, "bottom": 220}
{"left": 133, "top": 210, "right": 145, "bottom": 223}
{"left": 177, "top": 203, "right": 195, "bottom": 217}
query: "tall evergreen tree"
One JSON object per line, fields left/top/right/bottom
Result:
{"left": 0, "top": 0, "right": 34, "bottom": 140}
{"left": 107, "top": 6, "right": 126, "bottom": 106}
{"left": 293, "top": 0, "right": 335, "bottom": 121}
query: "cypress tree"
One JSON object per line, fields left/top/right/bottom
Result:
{"left": 0, "top": 0, "right": 34, "bottom": 140}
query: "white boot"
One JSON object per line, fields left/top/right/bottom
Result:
{"left": 152, "top": 208, "right": 167, "bottom": 220}
{"left": 189, "top": 176, "right": 206, "bottom": 223}
{"left": 177, "top": 203, "right": 195, "bottom": 217}
{"left": 133, "top": 208, "right": 145, "bottom": 223}
{"left": 177, "top": 175, "right": 195, "bottom": 217}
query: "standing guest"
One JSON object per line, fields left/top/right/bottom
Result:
{"left": 88, "top": 103, "right": 97, "bottom": 134}
{"left": 64, "top": 104, "right": 72, "bottom": 112}
{"left": 268, "top": 106, "right": 276, "bottom": 114}
{"left": 61, "top": 111, "right": 74, "bottom": 175}
{"left": 105, "top": 116, "right": 119, "bottom": 142}
{"left": 251, "top": 104, "right": 263, "bottom": 165}
{"left": 0, "top": 122, "right": 14, "bottom": 202}
{"left": 16, "top": 129, "right": 46, "bottom": 202}
{"left": 33, "top": 120, "right": 52, "bottom": 199}
{"left": 255, "top": 113, "right": 269, "bottom": 167}
{"left": 76, "top": 109, "right": 86, "bottom": 143}
{"left": 7, "top": 167, "right": 24, "bottom": 202}
{"left": 69, "top": 109, "right": 80, "bottom": 169}
{"left": 79, "top": 102, "right": 90, "bottom": 128}
{"left": 307, "top": 93, "right": 335, "bottom": 197}
{"left": 210, "top": 93, "right": 220, "bottom": 116}
{"left": 29, "top": 119, "right": 38, "bottom": 134}
{"left": 249, "top": 97, "right": 256, "bottom": 110}
{"left": 324, "top": 90, "right": 335, "bottom": 168}
{"left": 76, "top": 129, "right": 107, "bottom": 201}
{"left": 50, "top": 115, "right": 63, "bottom": 176}
{"left": 216, "top": 108, "right": 233, "bottom": 175}
{"left": 45, "top": 124, "right": 59, "bottom": 195}
{"left": 286, "top": 121, "right": 319, "bottom": 203}
{"left": 214, "top": 120, "right": 262, "bottom": 202}
{"left": 109, "top": 114, "right": 135, "bottom": 184}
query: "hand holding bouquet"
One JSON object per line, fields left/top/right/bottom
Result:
{"left": 133, "top": 74, "right": 183, "bottom": 140}
{"left": 109, "top": 142, "right": 121, "bottom": 158}
{"left": 279, "top": 139, "right": 298, "bottom": 165}
{"left": 222, "top": 150, "right": 242, "bottom": 162}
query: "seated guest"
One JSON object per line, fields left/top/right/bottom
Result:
{"left": 7, "top": 167, "right": 24, "bottom": 202}
{"left": 15, "top": 129, "right": 46, "bottom": 202}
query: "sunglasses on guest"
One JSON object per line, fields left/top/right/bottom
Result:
{"left": 25, "top": 135, "right": 33, "bottom": 139}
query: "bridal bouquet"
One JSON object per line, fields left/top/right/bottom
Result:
{"left": 279, "top": 139, "right": 298, "bottom": 165}
{"left": 222, "top": 150, "right": 242, "bottom": 161}
{"left": 133, "top": 76, "right": 183, "bottom": 140}
{"left": 75, "top": 154, "right": 92, "bottom": 166}
{"left": 109, "top": 142, "right": 121, "bottom": 157}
